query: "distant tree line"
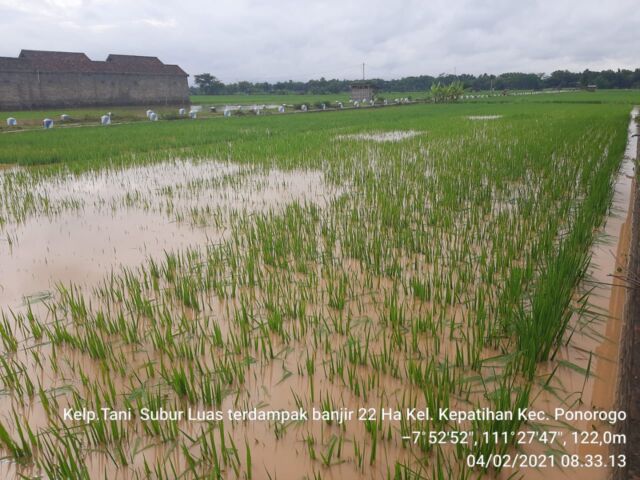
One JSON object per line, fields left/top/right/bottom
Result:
{"left": 192, "top": 69, "right": 640, "bottom": 95}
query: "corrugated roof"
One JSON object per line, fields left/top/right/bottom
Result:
{"left": 0, "top": 50, "right": 187, "bottom": 76}
{"left": 106, "top": 54, "right": 163, "bottom": 65}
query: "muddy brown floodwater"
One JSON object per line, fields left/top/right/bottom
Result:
{"left": 0, "top": 160, "right": 337, "bottom": 308}
{"left": 0, "top": 112, "right": 636, "bottom": 480}
{"left": 0, "top": 160, "right": 345, "bottom": 479}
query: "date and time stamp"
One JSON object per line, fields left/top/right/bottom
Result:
{"left": 63, "top": 405, "right": 629, "bottom": 470}
{"left": 391, "top": 407, "right": 628, "bottom": 470}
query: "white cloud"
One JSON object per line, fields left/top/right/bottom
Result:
{"left": 44, "top": 0, "right": 83, "bottom": 9}
{"left": 0, "top": 0, "right": 638, "bottom": 81}
{"left": 137, "top": 18, "right": 176, "bottom": 28}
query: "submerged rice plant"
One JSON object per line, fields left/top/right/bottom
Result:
{"left": 0, "top": 93, "right": 636, "bottom": 478}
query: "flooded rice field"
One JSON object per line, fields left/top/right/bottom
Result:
{"left": 336, "top": 130, "right": 424, "bottom": 142}
{"left": 0, "top": 160, "right": 336, "bottom": 307}
{"left": 0, "top": 104, "right": 636, "bottom": 479}
{"left": 466, "top": 115, "right": 503, "bottom": 121}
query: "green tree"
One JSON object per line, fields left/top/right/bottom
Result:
{"left": 194, "top": 73, "right": 224, "bottom": 94}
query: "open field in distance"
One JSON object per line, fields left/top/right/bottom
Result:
{"left": 3, "top": 90, "right": 638, "bottom": 132}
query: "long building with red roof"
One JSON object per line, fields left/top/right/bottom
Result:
{"left": 0, "top": 50, "right": 189, "bottom": 110}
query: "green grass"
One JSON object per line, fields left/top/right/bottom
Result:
{"left": 0, "top": 105, "right": 191, "bottom": 129}
{"left": 464, "top": 88, "right": 640, "bottom": 104}
{"left": 0, "top": 90, "right": 636, "bottom": 478}
{"left": 0, "top": 91, "right": 424, "bottom": 131}
{"left": 189, "top": 91, "right": 425, "bottom": 105}
{"left": 0, "top": 96, "right": 634, "bottom": 169}
{"left": 191, "top": 89, "right": 640, "bottom": 106}
{"left": 2, "top": 88, "right": 637, "bottom": 134}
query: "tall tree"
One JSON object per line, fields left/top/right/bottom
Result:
{"left": 194, "top": 73, "right": 224, "bottom": 94}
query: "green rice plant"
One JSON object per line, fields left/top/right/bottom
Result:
{"left": 318, "top": 434, "right": 344, "bottom": 467}
{"left": 0, "top": 410, "right": 37, "bottom": 461}
{"left": 0, "top": 311, "right": 19, "bottom": 352}
{"left": 0, "top": 96, "right": 635, "bottom": 479}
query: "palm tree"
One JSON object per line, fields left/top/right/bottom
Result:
{"left": 446, "top": 81, "right": 465, "bottom": 102}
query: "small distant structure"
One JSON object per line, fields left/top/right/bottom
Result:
{"left": 586, "top": 84, "right": 597, "bottom": 92}
{"left": 189, "top": 110, "right": 197, "bottom": 119}
{"left": 350, "top": 82, "right": 376, "bottom": 102}
{"left": 178, "top": 108, "right": 186, "bottom": 116}
{"left": 6, "top": 117, "right": 17, "bottom": 126}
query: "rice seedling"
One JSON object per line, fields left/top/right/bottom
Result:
{"left": 0, "top": 94, "right": 636, "bottom": 478}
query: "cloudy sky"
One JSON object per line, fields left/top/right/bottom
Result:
{"left": 1, "top": 0, "right": 638, "bottom": 83}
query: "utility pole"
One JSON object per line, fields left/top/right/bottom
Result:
{"left": 362, "top": 62, "right": 365, "bottom": 81}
